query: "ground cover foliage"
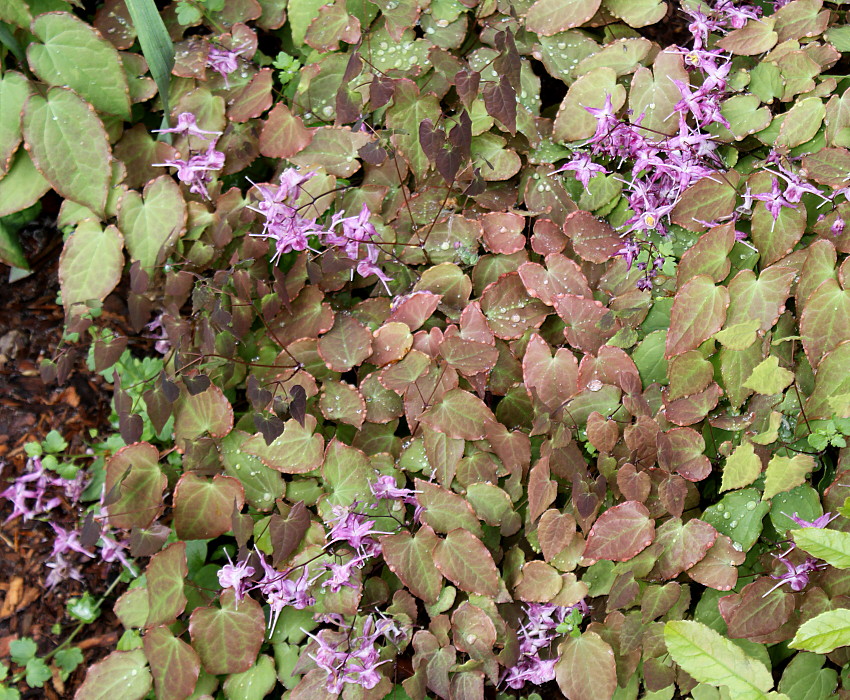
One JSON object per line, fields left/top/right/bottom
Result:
{"left": 6, "top": 0, "right": 850, "bottom": 697}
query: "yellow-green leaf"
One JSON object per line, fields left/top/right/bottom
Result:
{"left": 789, "top": 609, "right": 850, "bottom": 653}
{"left": 720, "top": 442, "right": 762, "bottom": 493}
{"left": 793, "top": 527, "right": 850, "bottom": 569}
{"left": 744, "top": 356, "right": 794, "bottom": 395}
{"left": 763, "top": 454, "right": 815, "bottom": 500}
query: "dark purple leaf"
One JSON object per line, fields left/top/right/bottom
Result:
{"left": 56, "top": 349, "right": 75, "bottom": 385}
{"left": 129, "top": 261, "right": 150, "bottom": 294}
{"left": 39, "top": 359, "right": 58, "bottom": 384}
{"left": 419, "top": 119, "right": 445, "bottom": 161}
{"left": 343, "top": 51, "right": 363, "bottom": 82}
{"left": 246, "top": 374, "right": 272, "bottom": 410}
{"left": 143, "top": 387, "right": 172, "bottom": 435}
{"left": 254, "top": 413, "right": 285, "bottom": 445}
{"left": 435, "top": 148, "right": 462, "bottom": 184}
{"left": 494, "top": 30, "right": 521, "bottom": 92}
{"left": 184, "top": 374, "right": 211, "bottom": 396}
{"left": 231, "top": 500, "right": 254, "bottom": 549}
{"left": 289, "top": 385, "right": 307, "bottom": 426}
{"left": 119, "top": 412, "right": 144, "bottom": 445}
{"left": 448, "top": 110, "right": 472, "bottom": 156}
{"left": 455, "top": 69, "right": 480, "bottom": 109}
{"left": 94, "top": 334, "right": 127, "bottom": 373}
{"left": 483, "top": 75, "right": 516, "bottom": 134}
{"left": 80, "top": 511, "right": 101, "bottom": 549}
{"left": 159, "top": 371, "right": 180, "bottom": 403}
{"left": 269, "top": 501, "right": 310, "bottom": 568}
{"left": 359, "top": 140, "right": 388, "bottom": 165}
{"left": 129, "top": 523, "right": 171, "bottom": 558}
{"left": 370, "top": 75, "right": 395, "bottom": 109}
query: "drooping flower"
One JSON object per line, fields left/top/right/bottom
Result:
{"left": 370, "top": 475, "right": 418, "bottom": 505}
{"left": 752, "top": 178, "right": 797, "bottom": 221}
{"left": 782, "top": 512, "right": 839, "bottom": 529}
{"left": 217, "top": 550, "right": 255, "bottom": 604}
{"left": 762, "top": 547, "right": 827, "bottom": 597}
{"left": 254, "top": 552, "right": 315, "bottom": 631}
{"left": 153, "top": 141, "right": 224, "bottom": 200}
{"left": 207, "top": 45, "right": 245, "bottom": 86}
{"left": 152, "top": 112, "right": 222, "bottom": 140}
{"left": 552, "top": 153, "right": 608, "bottom": 188}
{"left": 306, "top": 616, "right": 391, "bottom": 693}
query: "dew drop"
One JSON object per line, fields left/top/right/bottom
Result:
{"left": 723, "top": 511, "right": 731, "bottom": 519}
{"left": 745, "top": 501, "right": 756, "bottom": 511}
{"left": 729, "top": 520, "right": 738, "bottom": 528}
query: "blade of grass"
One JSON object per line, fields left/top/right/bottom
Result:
{"left": 123, "top": 0, "right": 175, "bottom": 141}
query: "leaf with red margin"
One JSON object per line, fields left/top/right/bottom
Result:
{"left": 519, "top": 254, "right": 593, "bottom": 305}
{"left": 143, "top": 626, "right": 200, "bottom": 700}
{"left": 666, "top": 275, "right": 729, "bottom": 359}
{"left": 259, "top": 103, "right": 313, "bottom": 158}
{"left": 539, "top": 509, "right": 577, "bottom": 562}
{"left": 480, "top": 272, "right": 549, "bottom": 339}
{"left": 522, "top": 333, "right": 579, "bottom": 411}
{"left": 387, "top": 291, "right": 442, "bottom": 331}
{"left": 663, "top": 383, "right": 723, "bottom": 426}
{"left": 671, "top": 173, "right": 739, "bottom": 232}
{"left": 145, "top": 542, "right": 187, "bottom": 628}
{"left": 583, "top": 501, "right": 655, "bottom": 563}
{"left": 686, "top": 535, "right": 745, "bottom": 592}
{"left": 657, "top": 427, "right": 712, "bottom": 482}
{"left": 800, "top": 279, "right": 850, "bottom": 368}
{"left": 527, "top": 0, "right": 603, "bottom": 35}
{"left": 577, "top": 345, "right": 641, "bottom": 392}
{"left": 797, "top": 238, "right": 837, "bottom": 311}
{"left": 802, "top": 147, "right": 850, "bottom": 187}
{"left": 563, "top": 210, "right": 622, "bottom": 263}
{"left": 725, "top": 266, "right": 796, "bottom": 332}
{"left": 173, "top": 383, "right": 234, "bottom": 442}
{"left": 555, "top": 631, "right": 617, "bottom": 700}
{"left": 720, "top": 577, "right": 794, "bottom": 639}
{"left": 667, "top": 351, "right": 714, "bottom": 401}
{"left": 415, "top": 479, "right": 482, "bottom": 537}
{"left": 515, "top": 560, "right": 564, "bottom": 602}
{"left": 528, "top": 457, "right": 558, "bottom": 523}
{"left": 805, "top": 341, "right": 850, "bottom": 419}
{"left": 319, "top": 380, "right": 366, "bottom": 429}
{"left": 423, "top": 426, "right": 464, "bottom": 488}
{"left": 243, "top": 415, "right": 324, "bottom": 474}
{"left": 482, "top": 211, "right": 526, "bottom": 254}
{"left": 189, "top": 589, "right": 265, "bottom": 675}
{"left": 74, "top": 650, "right": 152, "bottom": 699}
{"left": 751, "top": 201, "right": 806, "bottom": 267}
{"left": 554, "top": 294, "right": 619, "bottom": 355}
{"left": 650, "top": 518, "right": 717, "bottom": 580}
{"left": 379, "top": 349, "right": 431, "bottom": 394}
{"left": 368, "top": 322, "right": 413, "bottom": 367}
{"left": 439, "top": 333, "right": 499, "bottom": 376}
{"left": 677, "top": 223, "right": 736, "bottom": 285}
{"left": 433, "top": 528, "right": 499, "bottom": 596}
{"left": 270, "top": 286, "right": 335, "bottom": 346}
{"left": 381, "top": 525, "right": 443, "bottom": 604}
{"left": 173, "top": 473, "right": 245, "bottom": 540}
{"left": 419, "top": 388, "right": 496, "bottom": 440}
{"left": 104, "top": 442, "right": 166, "bottom": 530}
{"left": 317, "top": 314, "right": 372, "bottom": 372}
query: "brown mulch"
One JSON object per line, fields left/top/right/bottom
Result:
{"left": 0, "top": 216, "right": 129, "bottom": 697}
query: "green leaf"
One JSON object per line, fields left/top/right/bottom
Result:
{"left": 763, "top": 454, "right": 815, "bottom": 500}
{"left": 23, "top": 87, "right": 112, "bottom": 215}
{"left": 805, "top": 341, "right": 850, "bottom": 419}
{"left": 553, "top": 67, "right": 627, "bottom": 142}
{"left": 173, "top": 383, "right": 234, "bottom": 442}
{"left": 27, "top": 12, "right": 130, "bottom": 118}
{"left": 419, "top": 388, "right": 496, "bottom": 440}
{"left": 75, "top": 649, "right": 152, "bottom": 700}
{"left": 789, "top": 609, "right": 850, "bottom": 654}
{"left": 715, "top": 320, "right": 760, "bottom": 351}
{"left": 0, "top": 148, "right": 51, "bottom": 219}
{"left": 720, "top": 442, "right": 762, "bottom": 492}
{"left": 793, "top": 527, "right": 850, "bottom": 568}
{"left": 604, "top": 0, "right": 666, "bottom": 27}
{"left": 104, "top": 442, "right": 166, "bottom": 530}
{"left": 25, "top": 658, "right": 51, "bottom": 688}
{"left": 743, "top": 356, "right": 795, "bottom": 395}
{"left": 702, "top": 489, "right": 769, "bottom": 551}
{"left": 223, "top": 654, "right": 277, "bottom": 700}
{"left": 124, "top": 0, "right": 174, "bottom": 127}
{"left": 664, "top": 620, "right": 775, "bottom": 699}
{"left": 118, "top": 176, "right": 186, "bottom": 274}
{"left": 776, "top": 97, "right": 825, "bottom": 149}
{"left": 189, "top": 590, "right": 265, "bottom": 676}
{"left": 672, "top": 177, "right": 740, "bottom": 233}
{"left": 58, "top": 220, "right": 123, "bottom": 312}
{"left": 386, "top": 79, "right": 441, "bottom": 183}
{"left": 243, "top": 416, "right": 324, "bottom": 475}
{"left": 54, "top": 647, "right": 84, "bottom": 675}
{"left": 0, "top": 71, "right": 30, "bottom": 175}
{"left": 9, "top": 638, "right": 37, "bottom": 665}
{"left": 777, "top": 652, "right": 838, "bottom": 699}
{"left": 800, "top": 279, "right": 850, "bottom": 369}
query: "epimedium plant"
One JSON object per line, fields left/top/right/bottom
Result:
{"left": 6, "top": 0, "right": 850, "bottom": 698}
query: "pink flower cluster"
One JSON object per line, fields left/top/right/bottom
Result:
{"left": 321, "top": 501, "right": 388, "bottom": 593}
{"left": 249, "top": 169, "right": 392, "bottom": 290}
{"left": 153, "top": 112, "right": 224, "bottom": 200}
{"left": 306, "top": 615, "right": 396, "bottom": 693}
{"left": 503, "top": 600, "right": 589, "bottom": 689}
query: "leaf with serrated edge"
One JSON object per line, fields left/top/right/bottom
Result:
{"left": 145, "top": 542, "right": 187, "bottom": 627}
{"left": 720, "top": 442, "right": 762, "bottom": 492}
{"left": 143, "top": 627, "right": 200, "bottom": 700}
{"left": 793, "top": 527, "right": 850, "bottom": 569}
{"left": 23, "top": 88, "right": 112, "bottom": 215}
{"left": 744, "top": 356, "right": 794, "bottom": 395}
{"left": 527, "top": 0, "right": 602, "bottom": 35}
{"left": 419, "top": 388, "right": 496, "bottom": 440}
{"left": 433, "top": 528, "right": 499, "bottom": 596}
{"left": 74, "top": 649, "right": 152, "bottom": 700}
{"left": 763, "top": 454, "right": 815, "bottom": 501}
{"left": 555, "top": 631, "right": 617, "bottom": 700}
{"left": 583, "top": 501, "right": 655, "bottom": 563}
{"left": 790, "top": 609, "right": 850, "bottom": 653}
{"left": 59, "top": 220, "right": 123, "bottom": 311}
{"left": 666, "top": 275, "right": 729, "bottom": 359}
{"left": 104, "top": 442, "right": 166, "bottom": 530}
{"left": 173, "top": 473, "right": 244, "bottom": 540}
{"left": 381, "top": 526, "right": 443, "bottom": 604}
{"left": 188, "top": 590, "right": 264, "bottom": 675}
{"left": 664, "top": 620, "right": 775, "bottom": 698}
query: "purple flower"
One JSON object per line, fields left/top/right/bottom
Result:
{"left": 763, "top": 547, "right": 827, "bottom": 597}
{"left": 370, "top": 475, "right": 418, "bottom": 505}
{"left": 207, "top": 45, "right": 245, "bottom": 86}
{"left": 306, "top": 616, "right": 391, "bottom": 693}
{"left": 99, "top": 534, "right": 137, "bottom": 575}
{"left": 152, "top": 112, "right": 222, "bottom": 140}
{"left": 217, "top": 550, "right": 255, "bottom": 604}
{"left": 326, "top": 204, "right": 392, "bottom": 291}
{"left": 832, "top": 216, "right": 846, "bottom": 237}
{"left": 552, "top": 153, "right": 608, "bottom": 188}
{"left": 782, "top": 511, "right": 839, "bottom": 529}
{"left": 1, "top": 457, "right": 63, "bottom": 523}
{"left": 144, "top": 314, "right": 171, "bottom": 355}
{"left": 255, "top": 554, "right": 316, "bottom": 631}
{"left": 752, "top": 178, "right": 797, "bottom": 222}
{"left": 153, "top": 141, "right": 224, "bottom": 200}
{"left": 45, "top": 554, "right": 85, "bottom": 590}
{"left": 50, "top": 523, "right": 95, "bottom": 559}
